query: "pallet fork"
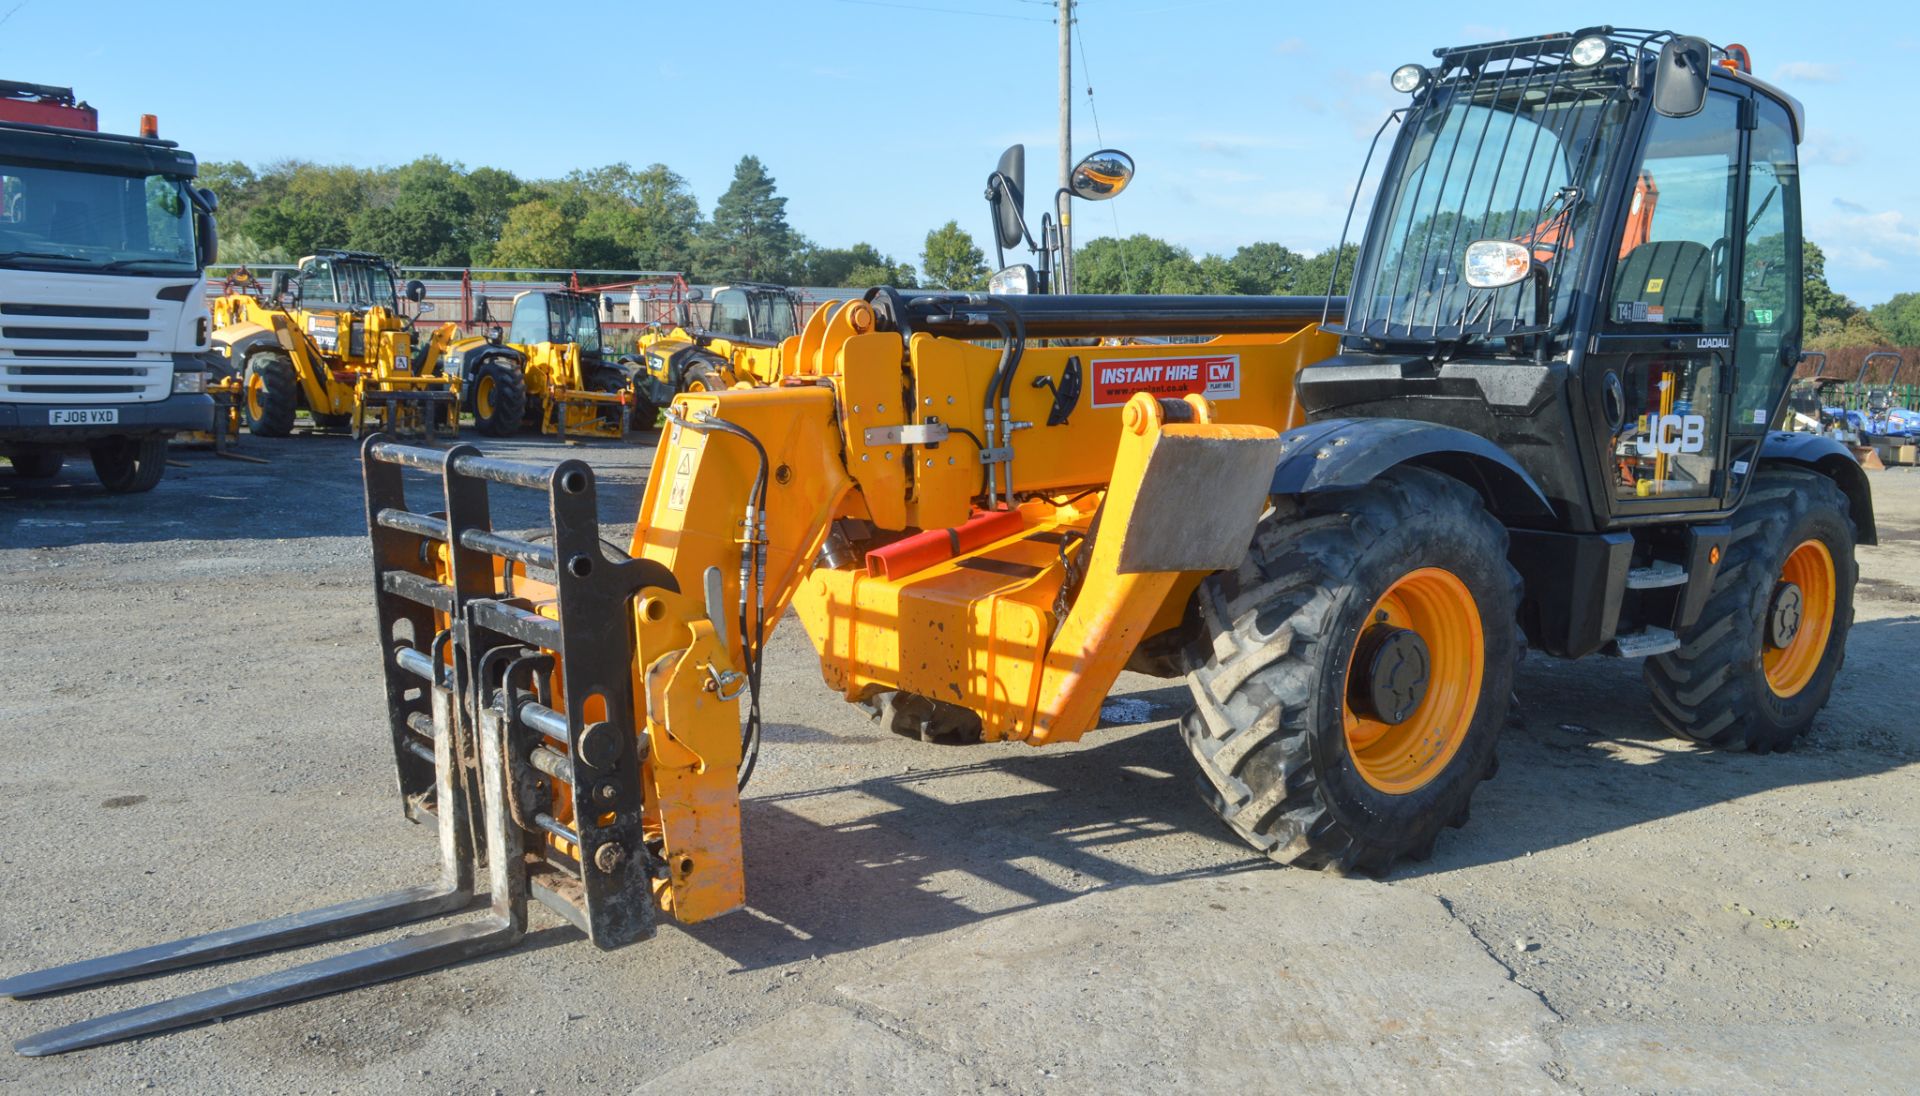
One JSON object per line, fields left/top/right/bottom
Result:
{"left": 1, "top": 437, "right": 674, "bottom": 1055}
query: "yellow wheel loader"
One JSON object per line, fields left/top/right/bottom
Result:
{"left": 632, "top": 281, "right": 800, "bottom": 399}
{"left": 3, "top": 27, "right": 1876, "bottom": 1057}
{"left": 209, "top": 250, "right": 458, "bottom": 439}
{"left": 443, "top": 288, "right": 648, "bottom": 440}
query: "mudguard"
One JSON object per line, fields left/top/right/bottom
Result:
{"left": 1757, "top": 430, "right": 1877, "bottom": 545}
{"left": 209, "top": 321, "right": 283, "bottom": 379}
{"left": 1270, "top": 417, "right": 1555, "bottom": 521}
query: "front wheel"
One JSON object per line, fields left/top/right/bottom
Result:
{"left": 243, "top": 353, "right": 298, "bottom": 437}
{"left": 471, "top": 358, "right": 526, "bottom": 437}
{"left": 90, "top": 435, "right": 167, "bottom": 493}
{"left": 1645, "top": 467, "right": 1857, "bottom": 752}
{"left": 1182, "top": 467, "right": 1520, "bottom": 875}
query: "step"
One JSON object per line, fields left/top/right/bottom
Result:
{"left": 1612, "top": 626, "right": 1680, "bottom": 659}
{"left": 1625, "top": 561, "right": 1687, "bottom": 590}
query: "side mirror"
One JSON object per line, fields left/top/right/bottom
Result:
{"left": 195, "top": 210, "right": 218, "bottom": 267}
{"left": 988, "top": 143, "right": 1027, "bottom": 251}
{"left": 1652, "top": 36, "right": 1711, "bottom": 118}
{"left": 601, "top": 295, "right": 615, "bottom": 315}
{"left": 1068, "top": 149, "right": 1135, "bottom": 202}
{"left": 404, "top": 278, "right": 427, "bottom": 304}
{"left": 192, "top": 186, "right": 218, "bottom": 213}
{"left": 988, "top": 264, "right": 1036, "bottom": 295}
{"left": 685, "top": 288, "right": 704, "bottom": 302}
{"left": 269, "top": 270, "right": 293, "bottom": 302}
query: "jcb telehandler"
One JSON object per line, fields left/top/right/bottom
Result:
{"left": 443, "top": 287, "right": 648, "bottom": 440}
{"left": 633, "top": 281, "right": 801, "bottom": 399}
{"left": 3, "top": 28, "right": 1873, "bottom": 1056}
{"left": 210, "top": 249, "right": 458, "bottom": 438}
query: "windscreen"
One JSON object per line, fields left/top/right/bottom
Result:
{"left": 1345, "top": 49, "right": 1634, "bottom": 342}
{"left": 331, "top": 261, "right": 397, "bottom": 311}
{"left": 550, "top": 295, "right": 601, "bottom": 351}
{"left": 749, "top": 291, "right": 795, "bottom": 341}
{"left": 0, "top": 161, "right": 197, "bottom": 276}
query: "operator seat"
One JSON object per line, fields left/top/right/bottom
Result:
{"left": 1613, "top": 240, "right": 1714, "bottom": 326}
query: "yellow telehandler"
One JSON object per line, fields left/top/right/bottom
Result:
{"left": 632, "top": 281, "right": 800, "bottom": 398}
{"left": 209, "top": 250, "right": 458, "bottom": 438}
{"left": 3, "top": 27, "right": 1875, "bottom": 1057}
{"left": 442, "top": 287, "right": 647, "bottom": 440}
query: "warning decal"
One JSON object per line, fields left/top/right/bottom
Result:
{"left": 1089, "top": 354, "right": 1240, "bottom": 408}
{"left": 666, "top": 447, "right": 697, "bottom": 511}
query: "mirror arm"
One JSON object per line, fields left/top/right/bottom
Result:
{"left": 988, "top": 172, "right": 1042, "bottom": 250}
{"left": 1530, "top": 262, "right": 1554, "bottom": 366}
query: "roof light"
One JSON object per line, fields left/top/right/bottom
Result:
{"left": 139, "top": 113, "right": 158, "bottom": 138}
{"left": 1570, "top": 35, "right": 1610, "bottom": 67}
{"left": 1723, "top": 43, "right": 1753, "bottom": 73}
{"left": 1390, "top": 64, "right": 1429, "bottom": 94}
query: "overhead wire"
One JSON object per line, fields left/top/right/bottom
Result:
{"left": 1071, "top": 3, "right": 1130, "bottom": 288}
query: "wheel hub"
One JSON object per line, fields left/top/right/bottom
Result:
{"left": 1768, "top": 581, "right": 1803, "bottom": 649}
{"left": 1352, "top": 625, "right": 1431, "bottom": 725}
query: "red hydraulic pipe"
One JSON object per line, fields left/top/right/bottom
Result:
{"left": 865, "top": 509, "right": 1026, "bottom": 581}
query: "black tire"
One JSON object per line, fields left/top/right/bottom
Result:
{"left": 1182, "top": 467, "right": 1520, "bottom": 875}
{"left": 682, "top": 361, "right": 725, "bottom": 394}
{"left": 242, "top": 353, "right": 298, "bottom": 437}
{"left": 9, "top": 451, "right": 63, "bottom": 479}
{"left": 1645, "top": 467, "right": 1856, "bottom": 752}
{"left": 89, "top": 435, "right": 167, "bottom": 493}
{"left": 471, "top": 357, "right": 526, "bottom": 437}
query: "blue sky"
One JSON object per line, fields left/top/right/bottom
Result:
{"left": 7, "top": 1, "right": 1914, "bottom": 304}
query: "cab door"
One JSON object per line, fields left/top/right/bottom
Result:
{"left": 1723, "top": 93, "right": 1803, "bottom": 496}
{"left": 1581, "top": 87, "right": 1745, "bottom": 518}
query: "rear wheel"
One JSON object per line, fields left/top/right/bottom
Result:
{"left": 1182, "top": 467, "right": 1519, "bottom": 874}
{"left": 243, "top": 353, "right": 298, "bottom": 437}
{"left": 683, "top": 361, "right": 725, "bottom": 394}
{"left": 89, "top": 435, "right": 167, "bottom": 493}
{"left": 9, "top": 451, "right": 62, "bottom": 479}
{"left": 1645, "top": 467, "right": 1856, "bottom": 752}
{"left": 471, "top": 358, "right": 526, "bottom": 437}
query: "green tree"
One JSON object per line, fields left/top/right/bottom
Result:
{"left": 459, "top": 166, "right": 530, "bottom": 260}
{"left": 799, "top": 242, "right": 917, "bottom": 287}
{"left": 1870, "top": 292, "right": 1920, "bottom": 346}
{"left": 349, "top": 157, "right": 475, "bottom": 265}
{"left": 240, "top": 162, "right": 375, "bottom": 258}
{"left": 696, "top": 156, "right": 799, "bottom": 282}
{"left": 1227, "top": 242, "right": 1305, "bottom": 295}
{"left": 1287, "top": 243, "right": 1360, "bottom": 295}
{"left": 197, "top": 161, "right": 257, "bottom": 232}
{"left": 490, "top": 200, "right": 573, "bottom": 269}
{"left": 921, "top": 221, "right": 988, "bottom": 290}
{"left": 1074, "top": 234, "right": 1203, "bottom": 294}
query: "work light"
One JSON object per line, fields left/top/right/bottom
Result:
{"left": 1390, "top": 64, "right": 1429, "bottom": 94}
{"left": 1570, "top": 35, "right": 1610, "bottom": 67}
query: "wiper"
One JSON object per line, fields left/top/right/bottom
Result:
{"left": 0, "top": 249, "right": 87, "bottom": 263}
{"left": 95, "top": 258, "right": 193, "bottom": 271}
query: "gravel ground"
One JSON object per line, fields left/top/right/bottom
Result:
{"left": 1, "top": 430, "right": 1916, "bottom": 1094}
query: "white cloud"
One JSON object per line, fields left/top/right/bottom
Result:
{"left": 1273, "top": 37, "right": 1306, "bottom": 56}
{"left": 1773, "top": 61, "right": 1842, "bottom": 83}
{"left": 1813, "top": 207, "right": 1920, "bottom": 273}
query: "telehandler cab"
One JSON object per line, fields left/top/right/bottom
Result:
{"left": 209, "top": 249, "right": 458, "bottom": 439}
{"left": 444, "top": 287, "right": 648, "bottom": 440}
{"left": 2, "top": 27, "right": 1873, "bottom": 1056}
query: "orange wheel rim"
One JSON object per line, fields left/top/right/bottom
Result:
{"left": 1343, "top": 567, "right": 1484, "bottom": 795}
{"left": 246, "top": 372, "right": 265, "bottom": 418}
{"left": 1764, "top": 539, "right": 1835, "bottom": 698}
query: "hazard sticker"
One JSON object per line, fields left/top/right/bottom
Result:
{"left": 666, "top": 448, "right": 697, "bottom": 511}
{"left": 1645, "top": 277, "right": 1665, "bottom": 294}
{"left": 1089, "top": 354, "right": 1240, "bottom": 408}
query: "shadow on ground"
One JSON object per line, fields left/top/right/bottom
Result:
{"left": 687, "top": 617, "right": 1917, "bottom": 966}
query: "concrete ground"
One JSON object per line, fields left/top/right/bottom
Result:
{"left": 0, "top": 430, "right": 1915, "bottom": 1095}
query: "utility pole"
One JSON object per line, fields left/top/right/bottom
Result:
{"left": 1057, "top": 0, "right": 1073, "bottom": 293}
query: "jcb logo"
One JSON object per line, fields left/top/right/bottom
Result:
{"left": 1635, "top": 414, "right": 1707, "bottom": 456}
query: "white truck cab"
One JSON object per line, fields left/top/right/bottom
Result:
{"left": 0, "top": 81, "right": 216, "bottom": 493}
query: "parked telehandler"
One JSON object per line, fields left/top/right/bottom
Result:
{"left": 209, "top": 249, "right": 458, "bottom": 438}
{"left": 632, "top": 281, "right": 801, "bottom": 399}
{"left": 443, "top": 286, "right": 647, "bottom": 440}
{"left": 3, "top": 27, "right": 1872, "bottom": 1057}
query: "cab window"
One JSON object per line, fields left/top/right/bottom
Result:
{"left": 709, "top": 289, "right": 750, "bottom": 337}
{"left": 1732, "top": 97, "right": 1801, "bottom": 432}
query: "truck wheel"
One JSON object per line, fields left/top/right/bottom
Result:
{"left": 90, "top": 435, "right": 167, "bottom": 493}
{"left": 243, "top": 353, "right": 298, "bottom": 437}
{"left": 1182, "top": 467, "right": 1520, "bottom": 875}
{"left": 1645, "top": 468, "right": 1856, "bottom": 752}
{"left": 683, "top": 362, "right": 725, "bottom": 393}
{"left": 471, "top": 358, "right": 526, "bottom": 437}
{"left": 9, "top": 451, "right": 62, "bottom": 479}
